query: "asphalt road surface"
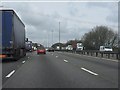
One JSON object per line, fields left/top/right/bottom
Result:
{"left": 2, "top": 51, "right": 118, "bottom": 88}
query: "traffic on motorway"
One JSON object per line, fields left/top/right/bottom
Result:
{"left": 0, "top": 2, "right": 119, "bottom": 89}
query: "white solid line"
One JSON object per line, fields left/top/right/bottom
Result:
{"left": 22, "top": 61, "right": 25, "bottom": 64}
{"left": 81, "top": 67, "right": 98, "bottom": 76}
{"left": 6, "top": 70, "right": 15, "bottom": 78}
{"left": 64, "top": 59, "right": 68, "bottom": 63}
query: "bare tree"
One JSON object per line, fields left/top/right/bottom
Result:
{"left": 82, "top": 26, "right": 116, "bottom": 50}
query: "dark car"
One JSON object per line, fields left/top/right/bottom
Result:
{"left": 37, "top": 46, "right": 46, "bottom": 54}
{"left": 47, "top": 47, "right": 54, "bottom": 52}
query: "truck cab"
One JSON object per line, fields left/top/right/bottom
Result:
{"left": 76, "top": 43, "right": 84, "bottom": 51}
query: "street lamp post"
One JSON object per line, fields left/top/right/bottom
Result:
{"left": 59, "top": 22, "right": 60, "bottom": 50}
{"left": 47, "top": 32, "right": 49, "bottom": 48}
{"left": 52, "top": 30, "right": 53, "bottom": 47}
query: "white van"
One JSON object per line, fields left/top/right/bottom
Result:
{"left": 66, "top": 45, "right": 73, "bottom": 50}
{"left": 99, "top": 46, "right": 113, "bottom": 52}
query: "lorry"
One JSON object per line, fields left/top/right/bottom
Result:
{"left": 0, "top": 9, "right": 26, "bottom": 60}
{"left": 25, "top": 41, "right": 32, "bottom": 52}
{"left": 76, "top": 43, "right": 84, "bottom": 51}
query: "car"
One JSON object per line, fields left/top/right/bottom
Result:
{"left": 45, "top": 47, "right": 48, "bottom": 51}
{"left": 37, "top": 46, "right": 46, "bottom": 54}
{"left": 47, "top": 47, "right": 54, "bottom": 52}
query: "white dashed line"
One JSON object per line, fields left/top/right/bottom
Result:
{"left": 64, "top": 59, "right": 68, "bottom": 63}
{"left": 56, "top": 56, "right": 58, "bottom": 58}
{"left": 22, "top": 61, "right": 25, "bottom": 64}
{"left": 6, "top": 70, "right": 15, "bottom": 78}
{"left": 81, "top": 67, "right": 98, "bottom": 76}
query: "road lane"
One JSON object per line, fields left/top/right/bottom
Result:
{"left": 53, "top": 51, "right": 118, "bottom": 86}
{"left": 2, "top": 52, "right": 118, "bottom": 88}
{"left": 2, "top": 52, "right": 32, "bottom": 84}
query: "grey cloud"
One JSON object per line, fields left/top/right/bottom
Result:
{"left": 106, "top": 5, "right": 118, "bottom": 24}
{"left": 67, "top": 2, "right": 78, "bottom": 16}
{"left": 106, "top": 12, "right": 118, "bottom": 23}
{"left": 69, "top": 7, "right": 78, "bottom": 16}
{"left": 87, "top": 2, "right": 118, "bottom": 25}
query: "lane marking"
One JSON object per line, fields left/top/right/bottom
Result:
{"left": 64, "top": 59, "right": 68, "bottom": 63}
{"left": 22, "top": 61, "right": 25, "bottom": 64}
{"left": 81, "top": 67, "right": 98, "bottom": 76}
{"left": 56, "top": 56, "right": 58, "bottom": 58}
{"left": 52, "top": 54, "right": 53, "bottom": 55}
{"left": 6, "top": 70, "right": 15, "bottom": 78}
{"left": 28, "top": 57, "right": 29, "bottom": 58}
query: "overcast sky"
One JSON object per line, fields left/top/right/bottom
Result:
{"left": 1, "top": 0, "right": 118, "bottom": 47}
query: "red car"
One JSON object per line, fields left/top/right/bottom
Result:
{"left": 37, "top": 46, "right": 46, "bottom": 54}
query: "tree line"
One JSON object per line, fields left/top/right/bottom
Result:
{"left": 81, "top": 25, "right": 118, "bottom": 51}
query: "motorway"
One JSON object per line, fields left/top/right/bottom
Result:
{"left": 2, "top": 51, "right": 118, "bottom": 88}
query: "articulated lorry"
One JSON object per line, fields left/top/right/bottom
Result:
{"left": 0, "top": 9, "right": 26, "bottom": 60}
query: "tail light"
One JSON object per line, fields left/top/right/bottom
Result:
{"left": 0, "top": 54, "right": 7, "bottom": 58}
